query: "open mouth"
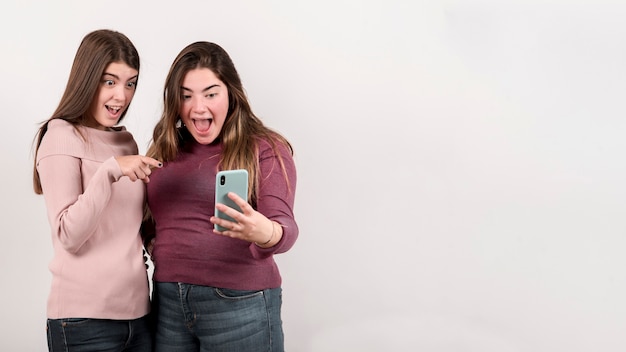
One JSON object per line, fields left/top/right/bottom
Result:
{"left": 106, "top": 105, "right": 123, "bottom": 116}
{"left": 192, "top": 118, "right": 213, "bottom": 133}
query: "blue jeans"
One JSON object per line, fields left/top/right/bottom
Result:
{"left": 46, "top": 315, "right": 152, "bottom": 352}
{"left": 152, "top": 282, "right": 284, "bottom": 352}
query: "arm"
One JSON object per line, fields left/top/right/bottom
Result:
{"left": 210, "top": 140, "right": 299, "bottom": 258}
{"left": 250, "top": 141, "right": 299, "bottom": 257}
{"left": 37, "top": 154, "right": 123, "bottom": 253}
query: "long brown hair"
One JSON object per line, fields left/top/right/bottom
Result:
{"left": 147, "top": 42, "right": 294, "bottom": 203}
{"left": 32, "top": 29, "right": 140, "bottom": 194}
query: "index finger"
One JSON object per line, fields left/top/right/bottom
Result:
{"left": 141, "top": 156, "right": 163, "bottom": 169}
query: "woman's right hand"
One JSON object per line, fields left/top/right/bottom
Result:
{"left": 115, "top": 155, "right": 162, "bottom": 183}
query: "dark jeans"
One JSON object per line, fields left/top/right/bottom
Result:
{"left": 152, "top": 282, "right": 284, "bottom": 352}
{"left": 46, "top": 314, "right": 152, "bottom": 352}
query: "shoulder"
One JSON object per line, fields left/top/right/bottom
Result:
{"left": 257, "top": 135, "right": 293, "bottom": 158}
{"left": 47, "top": 119, "right": 80, "bottom": 135}
{"left": 37, "top": 119, "right": 86, "bottom": 161}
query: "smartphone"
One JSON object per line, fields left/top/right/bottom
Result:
{"left": 214, "top": 169, "right": 249, "bottom": 231}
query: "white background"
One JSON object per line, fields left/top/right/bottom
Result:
{"left": 2, "top": 0, "right": 626, "bottom": 350}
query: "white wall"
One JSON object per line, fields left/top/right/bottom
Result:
{"left": 2, "top": 0, "right": 626, "bottom": 350}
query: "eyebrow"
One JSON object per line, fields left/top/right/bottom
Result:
{"left": 181, "top": 84, "right": 220, "bottom": 92}
{"left": 103, "top": 72, "right": 138, "bottom": 81}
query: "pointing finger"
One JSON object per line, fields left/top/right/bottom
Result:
{"left": 141, "top": 156, "right": 163, "bottom": 169}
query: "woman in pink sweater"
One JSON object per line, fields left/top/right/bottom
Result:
{"left": 143, "top": 42, "right": 298, "bottom": 352}
{"left": 33, "top": 29, "right": 161, "bottom": 352}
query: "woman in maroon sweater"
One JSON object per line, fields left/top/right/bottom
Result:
{"left": 144, "top": 42, "right": 298, "bottom": 352}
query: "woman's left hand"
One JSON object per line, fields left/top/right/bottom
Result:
{"left": 211, "top": 192, "right": 276, "bottom": 246}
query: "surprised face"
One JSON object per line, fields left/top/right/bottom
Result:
{"left": 87, "top": 61, "right": 138, "bottom": 130}
{"left": 179, "top": 68, "right": 229, "bottom": 145}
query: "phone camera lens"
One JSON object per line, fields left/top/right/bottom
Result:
{"left": 220, "top": 175, "right": 226, "bottom": 185}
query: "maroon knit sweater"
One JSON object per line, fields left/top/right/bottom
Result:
{"left": 146, "top": 137, "right": 298, "bottom": 290}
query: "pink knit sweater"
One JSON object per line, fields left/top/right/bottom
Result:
{"left": 36, "top": 119, "right": 150, "bottom": 319}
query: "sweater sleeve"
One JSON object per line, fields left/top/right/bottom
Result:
{"left": 37, "top": 154, "right": 124, "bottom": 253}
{"left": 36, "top": 122, "right": 127, "bottom": 254}
{"left": 249, "top": 140, "right": 299, "bottom": 259}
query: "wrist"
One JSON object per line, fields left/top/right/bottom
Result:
{"left": 256, "top": 221, "right": 276, "bottom": 247}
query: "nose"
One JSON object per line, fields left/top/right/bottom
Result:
{"left": 112, "top": 85, "right": 127, "bottom": 102}
{"left": 191, "top": 96, "right": 207, "bottom": 113}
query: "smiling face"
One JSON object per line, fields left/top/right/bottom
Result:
{"left": 87, "top": 61, "right": 138, "bottom": 130}
{"left": 179, "top": 68, "right": 229, "bottom": 145}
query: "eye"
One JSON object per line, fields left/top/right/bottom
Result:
{"left": 126, "top": 81, "right": 137, "bottom": 89}
{"left": 182, "top": 95, "right": 191, "bottom": 100}
{"left": 207, "top": 93, "right": 217, "bottom": 98}
{"left": 103, "top": 79, "right": 115, "bottom": 86}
